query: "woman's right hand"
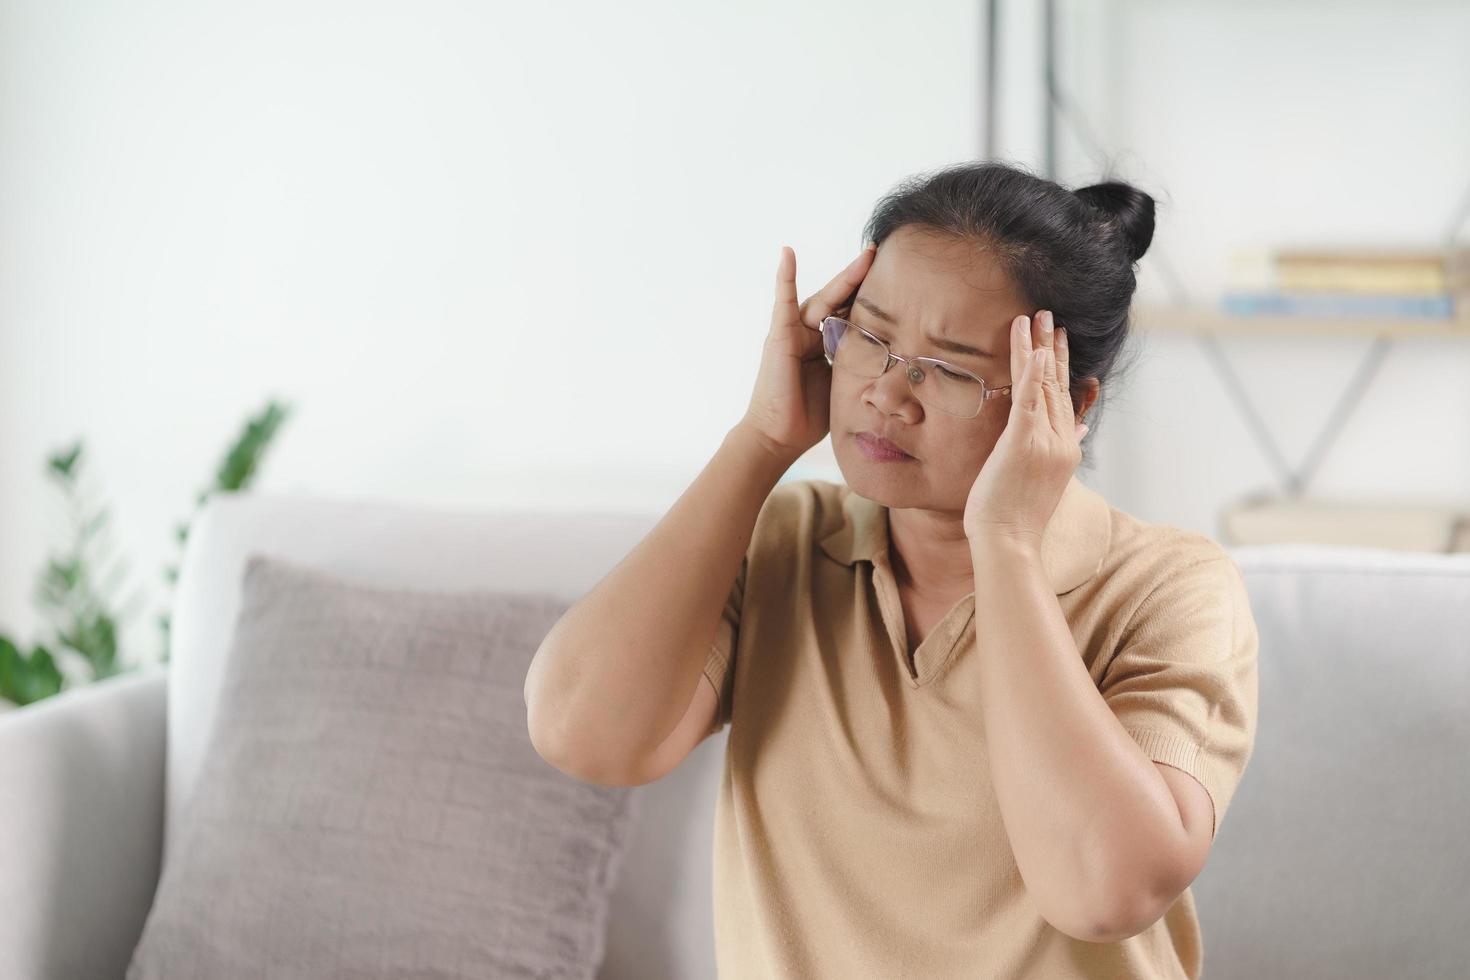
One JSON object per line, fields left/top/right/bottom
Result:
{"left": 739, "top": 243, "right": 878, "bottom": 463}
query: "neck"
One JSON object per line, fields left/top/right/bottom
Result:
{"left": 887, "top": 506, "right": 976, "bottom": 600}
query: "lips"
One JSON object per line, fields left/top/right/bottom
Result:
{"left": 855, "top": 431, "right": 914, "bottom": 458}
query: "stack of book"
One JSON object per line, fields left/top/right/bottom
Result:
{"left": 1220, "top": 245, "right": 1470, "bottom": 320}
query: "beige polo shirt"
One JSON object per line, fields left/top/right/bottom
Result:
{"left": 700, "top": 475, "right": 1258, "bottom": 979}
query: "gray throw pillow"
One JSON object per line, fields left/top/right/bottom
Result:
{"left": 127, "top": 553, "right": 638, "bottom": 980}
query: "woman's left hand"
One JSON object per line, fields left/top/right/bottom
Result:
{"left": 962, "top": 309, "right": 1089, "bottom": 547}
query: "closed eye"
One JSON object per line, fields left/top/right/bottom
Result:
{"left": 853, "top": 320, "right": 993, "bottom": 367}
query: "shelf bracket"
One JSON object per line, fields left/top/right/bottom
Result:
{"left": 1195, "top": 331, "right": 1395, "bottom": 500}
{"left": 1030, "top": 14, "right": 1417, "bottom": 504}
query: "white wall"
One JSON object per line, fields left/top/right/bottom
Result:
{"left": 0, "top": 0, "right": 982, "bottom": 668}
{"left": 4, "top": 0, "right": 1468, "bottom": 673}
{"left": 1063, "top": 0, "right": 1470, "bottom": 532}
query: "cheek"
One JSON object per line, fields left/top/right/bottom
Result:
{"left": 941, "top": 422, "right": 1002, "bottom": 467}
{"left": 829, "top": 373, "right": 862, "bottom": 411}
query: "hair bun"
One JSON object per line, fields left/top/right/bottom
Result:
{"left": 1074, "top": 180, "right": 1155, "bottom": 263}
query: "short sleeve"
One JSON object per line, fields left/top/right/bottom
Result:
{"left": 1099, "top": 555, "right": 1259, "bottom": 840}
{"left": 701, "top": 553, "right": 747, "bottom": 736}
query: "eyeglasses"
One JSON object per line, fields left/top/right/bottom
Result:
{"left": 816, "top": 315, "right": 1012, "bottom": 419}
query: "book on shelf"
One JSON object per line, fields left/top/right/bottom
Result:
{"left": 1220, "top": 291, "right": 1456, "bottom": 318}
{"left": 1222, "top": 244, "right": 1469, "bottom": 320}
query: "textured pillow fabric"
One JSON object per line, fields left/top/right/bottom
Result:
{"left": 127, "top": 553, "right": 638, "bottom": 980}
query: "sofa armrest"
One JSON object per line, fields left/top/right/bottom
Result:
{"left": 0, "top": 666, "right": 168, "bottom": 980}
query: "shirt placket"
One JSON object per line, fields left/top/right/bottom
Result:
{"left": 868, "top": 558, "right": 974, "bottom": 686}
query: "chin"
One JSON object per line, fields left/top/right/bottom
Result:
{"left": 836, "top": 448, "right": 924, "bottom": 504}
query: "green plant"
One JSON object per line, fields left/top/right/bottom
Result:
{"left": 0, "top": 638, "right": 63, "bottom": 706}
{"left": 0, "top": 441, "right": 138, "bottom": 705}
{"left": 37, "top": 441, "right": 141, "bottom": 682}
{"left": 157, "top": 399, "right": 292, "bottom": 664}
{"left": 0, "top": 398, "right": 293, "bottom": 708}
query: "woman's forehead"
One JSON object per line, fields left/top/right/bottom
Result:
{"left": 858, "top": 232, "right": 1022, "bottom": 354}
{"left": 851, "top": 295, "right": 1004, "bottom": 360}
{"left": 870, "top": 225, "right": 1018, "bottom": 293}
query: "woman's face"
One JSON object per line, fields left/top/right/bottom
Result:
{"left": 830, "top": 224, "right": 1029, "bottom": 512}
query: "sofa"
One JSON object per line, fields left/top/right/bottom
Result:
{"left": 2, "top": 487, "right": 1467, "bottom": 979}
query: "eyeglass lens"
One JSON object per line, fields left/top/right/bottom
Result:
{"left": 820, "top": 317, "right": 987, "bottom": 418}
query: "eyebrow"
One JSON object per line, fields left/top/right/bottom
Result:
{"left": 852, "top": 296, "right": 999, "bottom": 359}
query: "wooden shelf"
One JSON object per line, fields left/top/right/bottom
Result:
{"left": 1221, "top": 495, "right": 1470, "bottom": 552}
{"left": 1134, "top": 304, "right": 1470, "bottom": 338}
{"left": 1130, "top": 300, "right": 1470, "bottom": 499}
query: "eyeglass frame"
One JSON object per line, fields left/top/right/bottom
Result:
{"left": 814, "top": 314, "right": 1013, "bottom": 419}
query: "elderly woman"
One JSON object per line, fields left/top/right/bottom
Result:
{"left": 526, "top": 160, "right": 1259, "bottom": 980}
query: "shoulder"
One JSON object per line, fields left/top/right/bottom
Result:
{"left": 1099, "top": 504, "right": 1248, "bottom": 619}
{"left": 749, "top": 477, "right": 850, "bottom": 553}
{"left": 1083, "top": 511, "right": 1260, "bottom": 681}
{"left": 759, "top": 476, "right": 847, "bottom": 518}
{"left": 1105, "top": 502, "right": 1237, "bottom": 573}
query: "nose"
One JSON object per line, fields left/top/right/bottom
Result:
{"left": 864, "top": 356, "right": 923, "bottom": 416}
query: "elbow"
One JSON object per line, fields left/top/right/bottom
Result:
{"left": 526, "top": 700, "right": 651, "bottom": 789}
{"left": 1066, "top": 908, "right": 1151, "bottom": 945}
{"left": 1047, "top": 874, "right": 1178, "bottom": 945}
{"left": 528, "top": 722, "right": 643, "bottom": 788}
{"left": 1044, "top": 898, "right": 1147, "bottom": 946}
{"left": 1064, "top": 881, "right": 1176, "bottom": 940}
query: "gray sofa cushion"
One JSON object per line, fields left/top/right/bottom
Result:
{"left": 127, "top": 553, "right": 638, "bottom": 980}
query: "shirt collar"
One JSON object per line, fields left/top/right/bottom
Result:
{"left": 816, "top": 474, "right": 1113, "bottom": 595}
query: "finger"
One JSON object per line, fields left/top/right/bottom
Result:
{"left": 772, "top": 246, "right": 827, "bottom": 360}
{"left": 800, "top": 244, "right": 878, "bottom": 328}
{"left": 1010, "top": 314, "right": 1032, "bottom": 396}
{"left": 1055, "top": 324, "right": 1077, "bottom": 420}
{"left": 1033, "top": 308, "right": 1055, "bottom": 356}
{"left": 1038, "top": 314, "right": 1068, "bottom": 433}
{"left": 1021, "top": 345, "right": 1049, "bottom": 418}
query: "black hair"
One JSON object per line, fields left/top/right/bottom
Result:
{"left": 860, "top": 159, "right": 1157, "bottom": 470}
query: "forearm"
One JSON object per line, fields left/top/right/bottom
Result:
{"left": 970, "top": 536, "right": 1185, "bottom": 940}
{"left": 525, "top": 423, "right": 792, "bottom": 774}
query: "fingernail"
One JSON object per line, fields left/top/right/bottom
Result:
{"left": 1033, "top": 349, "right": 1046, "bottom": 364}
{"left": 1041, "top": 313, "right": 1053, "bottom": 333}
{"left": 1017, "top": 315, "right": 1029, "bottom": 330}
